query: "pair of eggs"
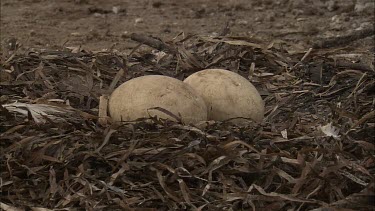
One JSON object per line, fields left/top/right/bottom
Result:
{"left": 108, "top": 69, "right": 265, "bottom": 125}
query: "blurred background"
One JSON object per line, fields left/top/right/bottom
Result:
{"left": 1, "top": 0, "right": 374, "bottom": 52}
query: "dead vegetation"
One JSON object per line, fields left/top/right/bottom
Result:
{"left": 0, "top": 33, "right": 374, "bottom": 210}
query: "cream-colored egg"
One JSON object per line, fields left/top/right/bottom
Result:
{"left": 184, "top": 69, "right": 264, "bottom": 123}
{"left": 109, "top": 75, "right": 207, "bottom": 124}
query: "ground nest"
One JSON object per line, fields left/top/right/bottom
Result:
{"left": 0, "top": 33, "right": 374, "bottom": 210}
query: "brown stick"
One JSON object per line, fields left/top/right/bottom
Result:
{"left": 326, "top": 61, "right": 374, "bottom": 72}
{"left": 130, "top": 33, "right": 177, "bottom": 54}
{"left": 313, "top": 27, "right": 375, "bottom": 49}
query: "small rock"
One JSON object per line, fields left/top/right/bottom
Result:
{"left": 211, "top": 32, "right": 219, "bottom": 37}
{"left": 93, "top": 13, "right": 105, "bottom": 18}
{"left": 112, "top": 6, "right": 120, "bottom": 14}
{"left": 121, "top": 31, "right": 129, "bottom": 38}
{"left": 70, "top": 32, "right": 82, "bottom": 37}
{"left": 135, "top": 18, "right": 143, "bottom": 24}
{"left": 237, "top": 20, "right": 248, "bottom": 25}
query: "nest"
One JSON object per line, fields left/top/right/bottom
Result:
{"left": 1, "top": 33, "right": 374, "bottom": 210}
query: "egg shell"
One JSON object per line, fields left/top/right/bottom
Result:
{"left": 109, "top": 75, "right": 208, "bottom": 124}
{"left": 183, "top": 69, "right": 265, "bottom": 123}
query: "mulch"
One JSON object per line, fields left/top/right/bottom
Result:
{"left": 1, "top": 33, "right": 374, "bottom": 210}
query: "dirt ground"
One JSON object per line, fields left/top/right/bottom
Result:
{"left": 1, "top": 0, "right": 374, "bottom": 52}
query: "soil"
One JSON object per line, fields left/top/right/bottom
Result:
{"left": 1, "top": 0, "right": 374, "bottom": 52}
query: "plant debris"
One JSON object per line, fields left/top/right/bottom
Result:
{"left": 1, "top": 33, "right": 374, "bottom": 210}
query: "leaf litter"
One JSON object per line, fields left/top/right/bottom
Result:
{"left": 0, "top": 32, "right": 374, "bottom": 211}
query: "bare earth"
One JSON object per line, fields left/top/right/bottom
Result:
{"left": 1, "top": 0, "right": 374, "bottom": 52}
